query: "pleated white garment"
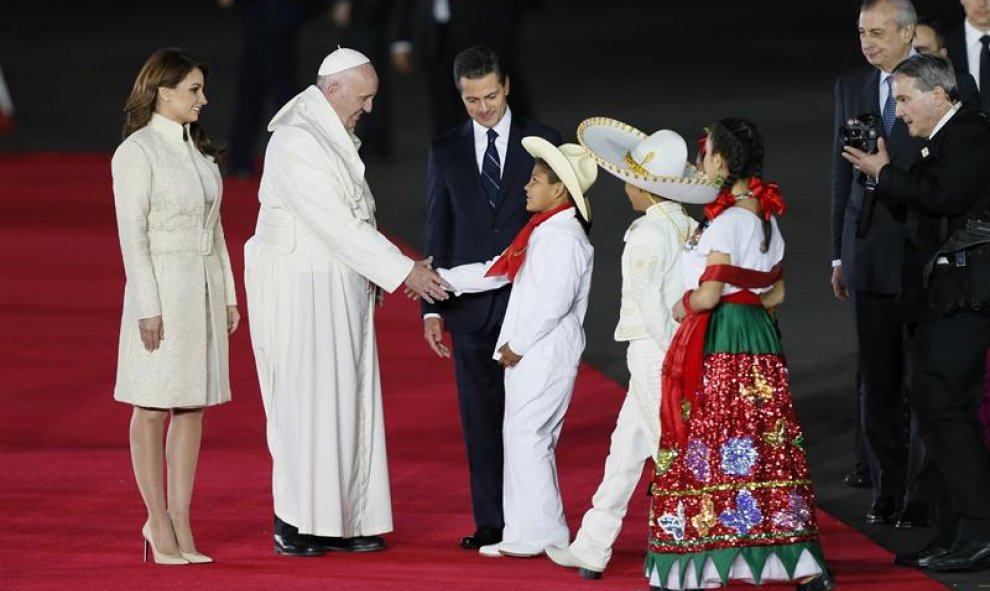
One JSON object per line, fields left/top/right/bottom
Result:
{"left": 245, "top": 239, "right": 393, "bottom": 537}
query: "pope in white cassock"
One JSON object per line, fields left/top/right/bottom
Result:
{"left": 244, "top": 48, "right": 448, "bottom": 556}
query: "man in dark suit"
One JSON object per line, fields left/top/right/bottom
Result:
{"left": 831, "top": 0, "right": 922, "bottom": 527}
{"left": 421, "top": 46, "right": 560, "bottom": 550}
{"left": 945, "top": 0, "right": 990, "bottom": 109}
{"left": 392, "top": 0, "right": 533, "bottom": 137}
{"left": 844, "top": 53, "right": 990, "bottom": 573}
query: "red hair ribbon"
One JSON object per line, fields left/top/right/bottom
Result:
{"left": 703, "top": 177, "right": 786, "bottom": 221}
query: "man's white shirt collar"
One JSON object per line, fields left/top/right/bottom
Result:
{"left": 473, "top": 107, "right": 512, "bottom": 174}
{"left": 928, "top": 103, "right": 960, "bottom": 141}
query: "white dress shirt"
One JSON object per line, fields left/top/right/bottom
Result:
{"left": 473, "top": 107, "right": 511, "bottom": 175}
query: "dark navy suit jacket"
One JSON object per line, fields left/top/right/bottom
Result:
{"left": 422, "top": 116, "right": 561, "bottom": 333}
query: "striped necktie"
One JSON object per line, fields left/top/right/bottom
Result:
{"left": 481, "top": 128, "right": 501, "bottom": 209}
{"left": 882, "top": 75, "right": 896, "bottom": 136}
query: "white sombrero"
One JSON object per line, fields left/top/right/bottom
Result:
{"left": 521, "top": 136, "right": 598, "bottom": 223}
{"left": 577, "top": 117, "right": 719, "bottom": 204}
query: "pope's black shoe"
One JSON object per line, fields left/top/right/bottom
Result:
{"left": 305, "top": 535, "right": 386, "bottom": 553}
{"left": 274, "top": 533, "right": 325, "bottom": 557}
{"left": 273, "top": 515, "right": 325, "bottom": 557}
{"left": 460, "top": 527, "right": 502, "bottom": 550}
{"left": 925, "top": 541, "right": 990, "bottom": 572}
{"left": 894, "top": 544, "right": 951, "bottom": 568}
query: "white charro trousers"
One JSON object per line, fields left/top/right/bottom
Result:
{"left": 568, "top": 338, "right": 663, "bottom": 569}
{"left": 499, "top": 353, "right": 579, "bottom": 552}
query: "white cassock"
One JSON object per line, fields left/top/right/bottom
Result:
{"left": 244, "top": 85, "right": 414, "bottom": 537}
{"left": 439, "top": 207, "right": 594, "bottom": 553}
{"left": 568, "top": 201, "right": 696, "bottom": 570}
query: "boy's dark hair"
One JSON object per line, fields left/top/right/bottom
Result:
{"left": 453, "top": 46, "right": 506, "bottom": 91}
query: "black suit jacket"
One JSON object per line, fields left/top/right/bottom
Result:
{"left": 422, "top": 116, "right": 561, "bottom": 333}
{"left": 832, "top": 66, "right": 921, "bottom": 294}
{"left": 877, "top": 108, "right": 990, "bottom": 320}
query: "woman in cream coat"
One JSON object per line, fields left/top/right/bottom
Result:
{"left": 111, "top": 48, "right": 239, "bottom": 565}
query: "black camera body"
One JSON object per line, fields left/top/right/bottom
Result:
{"left": 841, "top": 113, "right": 882, "bottom": 154}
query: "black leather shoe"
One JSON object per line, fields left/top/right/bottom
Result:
{"left": 273, "top": 515, "right": 325, "bottom": 557}
{"left": 460, "top": 527, "right": 502, "bottom": 550}
{"left": 843, "top": 469, "right": 872, "bottom": 489}
{"left": 795, "top": 571, "right": 835, "bottom": 591}
{"left": 794, "top": 571, "right": 835, "bottom": 591}
{"left": 274, "top": 533, "right": 325, "bottom": 557}
{"left": 305, "top": 535, "right": 386, "bottom": 553}
{"left": 894, "top": 544, "right": 951, "bottom": 568}
{"left": 865, "top": 499, "right": 898, "bottom": 525}
{"left": 925, "top": 541, "right": 990, "bottom": 572}
{"left": 894, "top": 503, "right": 930, "bottom": 529}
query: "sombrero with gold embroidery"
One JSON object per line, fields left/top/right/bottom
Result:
{"left": 577, "top": 117, "right": 719, "bottom": 204}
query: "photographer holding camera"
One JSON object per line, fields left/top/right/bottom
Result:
{"left": 844, "top": 53, "right": 990, "bottom": 573}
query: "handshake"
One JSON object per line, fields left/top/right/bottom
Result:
{"left": 403, "top": 257, "right": 451, "bottom": 304}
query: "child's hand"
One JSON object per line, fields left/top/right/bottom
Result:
{"left": 498, "top": 344, "right": 522, "bottom": 368}
{"left": 672, "top": 300, "right": 687, "bottom": 323}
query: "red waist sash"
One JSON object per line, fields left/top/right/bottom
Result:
{"left": 659, "top": 264, "right": 782, "bottom": 452}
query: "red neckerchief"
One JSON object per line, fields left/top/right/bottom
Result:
{"left": 659, "top": 264, "right": 784, "bottom": 451}
{"left": 485, "top": 203, "right": 573, "bottom": 282}
{"left": 703, "top": 177, "right": 787, "bottom": 221}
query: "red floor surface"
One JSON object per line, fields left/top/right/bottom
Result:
{"left": 0, "top": 153, "right": 944, "bottom": 590}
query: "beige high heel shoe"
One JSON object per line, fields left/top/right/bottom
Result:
{"left": 178, "top": 551, "right": 213, "bottom": 564}
{"left": 142, "top": 523, "right": 189, "bottom": 565}
{"left": 167, "top": 514, "right": 213, "bottom": 564}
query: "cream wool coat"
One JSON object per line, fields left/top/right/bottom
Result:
{"left": 244, "top": 85, "right": 414, "bottom": 537}
{"left": 111, "top": 113, "right": 237, "bottom": 408}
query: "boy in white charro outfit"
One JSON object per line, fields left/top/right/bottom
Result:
{"left": 545, "top": 119, "right": 718, "bottom": 578}
{"left": 437, "top": 137, "right": 598, "bottom": 558}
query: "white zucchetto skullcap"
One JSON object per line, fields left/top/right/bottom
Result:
{"left": 317, "top": 47, "right": 371, "bottom": 76}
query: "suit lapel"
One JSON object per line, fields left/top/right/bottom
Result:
{"left": 494, "top": 121, "right": 529, "bottom": 215}
{"left": 454, "top": 121, "right": 493, "bottom": 216}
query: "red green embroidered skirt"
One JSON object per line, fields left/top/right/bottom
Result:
{"left": 647, "top": 302, "right": 827, "bottom": 586}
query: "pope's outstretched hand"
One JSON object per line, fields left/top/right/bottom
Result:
{"left": 404, "top": 258, "right": 450, "bottom": 304}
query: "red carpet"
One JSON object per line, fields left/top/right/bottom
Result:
{"left": 0, "top": 153, "right": 943, "bottom": 590}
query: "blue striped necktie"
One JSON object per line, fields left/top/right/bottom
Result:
{"left": 481, "top": 128, "right": 501, "bottom": 209}
{"left": 882, "top": 75, "right": 896, "bottom": 135}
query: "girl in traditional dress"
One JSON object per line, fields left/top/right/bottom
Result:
{"left": 646, "top": 119, "right": 832, "bottom": 591}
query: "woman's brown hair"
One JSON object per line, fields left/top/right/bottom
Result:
{"left": 122, "top": 48, "right": 223, "bottom": 160}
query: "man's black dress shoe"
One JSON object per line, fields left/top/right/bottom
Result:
{"left": 304, "top": 535, "right": 386, "bottom": 553}
{"left": 274, "top": 533, "right": 325, "bottom": 557}
{"left": 795, "top": 571, "right": 835, "bottom": 591}
{"left": 925, "top": 541, "right": 990, "bottom": 572}
{"left": 894, "top": 544, "right": 951, "bottom": 568}
{"left": 843, "top": 469, "right": 872, "bottom": 489}
{"left": 894, "top": 503, "right": 930, "bottom": 529}
{"left": 864, "top": 499, "right": 898, "bottom": 525}
{"left": 460, "top": 527, "right": 502, "bottom": 550}
{"left": 273, "top": 515, "right": 325, "bottom": 557}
